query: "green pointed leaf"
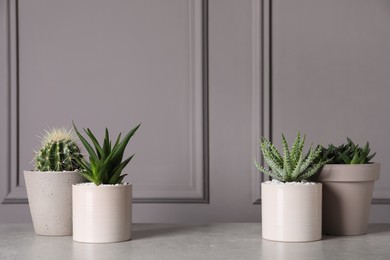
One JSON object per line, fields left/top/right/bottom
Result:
{"left": 103, "top": 128, "right": 111, "bottom": 157}
{"left": 110, "top": 124, "right": 140, "bottom": 167}
{"left": 108, "top": 155, "right": 134, "bottom": 184}
{"left": 116, "top": 174, "right": 127, "bottom": 184}
{"left": 339, "top": 152, "right": 351, "bottom": 164}
{"left": 282, "top": 134, "right": 293, "bottom": 178}
{"left": 261, "top": 138, "right": 283, "bottom": 166}
{"left": 350, "top": 150, "right": 361, "bottom": 164}
{"left": 72, "top": 122, "right": 140, "bottom": 185}
{"left": 255, "top": 161, "right": 283, "bottom": 181}
{"left": 73, "top": 122, "right": 98, "bottom": 161}
{"left": 80, "top": 172, "right": 97, "bottom": 184}
{"left": 85, "top": 128, "right": 103, "bottom": 159}
{"left": 366, "top": 152, "right": 376, "bottom": 163}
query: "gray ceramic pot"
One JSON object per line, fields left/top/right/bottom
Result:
{"left": 24, "top": 170, "right": 85, "bottom": 236}
{"left": 315, "top": 163, "right": 380, "bottom": 235}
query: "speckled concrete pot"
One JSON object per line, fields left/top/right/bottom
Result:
{"left": 24, "top": 170, "right": 85, "bottom": 236}
{"left": 261, "top": 182, "right": 322, "bottom": 242}
{"left": 72, "top": 183, "right": 132, "bottom": 243}
{"left": 315, "top": 163, "right": 380, "bottom": 236}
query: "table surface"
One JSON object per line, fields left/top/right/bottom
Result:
{"left": 1, "top": 223, "right": 390, "bottom": 260}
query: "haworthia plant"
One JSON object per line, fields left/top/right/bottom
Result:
{"left": 34, "top": 128, "right": 83, "bottom": 171}
{"left": 321, "top": 137, "right": 376, "bottom": 164}
{"left": 255, "top": 133, "right": 328, "bottom": 182}
{"left": 73, "top": 122, "right": 140, "bottom": 186}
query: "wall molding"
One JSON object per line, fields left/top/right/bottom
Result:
{"left": 2, "top": 0, "right": 209, "bottom": 204}
{"left": 251, "top": 0, "right": 271, "bottom": 205}
{"left": 251, "top": 0, "right": 389, "bottom": 205}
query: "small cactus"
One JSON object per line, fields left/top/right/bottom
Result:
{"left": 34, "top": 128, "right": 83, "bottom": 171}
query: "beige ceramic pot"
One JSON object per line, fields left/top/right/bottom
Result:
{"left": 72, "top": 183, "right": 132, "bottom": 243}
{"left": 261, "top": 182, "right": 322, "bottom": 242}
{"left": 315, "top": 163, "right": 380, "bottom": 236}
{"left": 24, "top": 170, "right": 85, "bottom": 236}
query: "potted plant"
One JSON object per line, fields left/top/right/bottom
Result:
{"left": 314, "top": 138, "right": 380, "bottom": 235}
{"left": 72, "top": 122, "right": 140, "bottom": 243}
{"left": 24, "top": 127, "right": 85, "bottom": 236}
{"left": 255, "top": 133, "right": 327, "bottom": 242}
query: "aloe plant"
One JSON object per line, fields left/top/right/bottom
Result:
{"left": 255, "top": 133, "right": 327, "bottom": 182}
{"left": 34, "top": 127, "right": 83, "bottom": 171}
{"left": 321, "top": 137, "right": 376, "bottom": 164}
{"left": 73, "top": 122, "right": 140, "bottom": 185}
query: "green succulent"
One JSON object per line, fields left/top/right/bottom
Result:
{"left": 73, "top": 122, "right": 140, "bottom": 186}
{"left": 321, "top": 137, "right": 376, "bottom": 164}
{"left": 34, "top": 128, "right": 83, "bottom": 171}
{"left": 255, "top": 133, "right": 327, "bottom": 182}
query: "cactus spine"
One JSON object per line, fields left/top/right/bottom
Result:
{"left": 34, "top": 128, "right": 83, "bottom": 171}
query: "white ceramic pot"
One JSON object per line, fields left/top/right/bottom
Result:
{"left": 72, "top": 183, "right": 132, "bottom": 243}
{"left": 315, "top": 163, "right": 380, "bottom": 235}
{"left": 24, "top": 170, "right": 85, "bottom": 236}
{"left": 261, "top": 182, "right": 322, "bottom": 242}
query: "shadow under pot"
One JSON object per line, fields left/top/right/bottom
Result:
{"left": 72, "top": 183, "right": 132, "bottom": 243}
{"left": 315, "top": 163, "right": 380, "bottom": 236}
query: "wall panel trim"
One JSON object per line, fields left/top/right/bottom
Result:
{"left": 252, "top": 0, "right": 389, "bottom": 205}
{"left": 2, "top": 0, "right": 210, "bottom": 204}
{"left": 251, "top": 0, "right": 271, "bottom": 205}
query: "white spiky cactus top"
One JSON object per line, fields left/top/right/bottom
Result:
{"left": 34, "top": 127, "right": 83, "bottom": 171}
{"left": 40, "top": 127, "right": 78, "bottom": 146}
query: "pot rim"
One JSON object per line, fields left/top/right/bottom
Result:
{"left": 24, "top": 170, "right": 81, "bottom": 174}
{"left": 315, "top": 162, "right": 380, "bottom": 182}
{"left": 261, "top": 182, "right": 322, "bottom": 191}
{"left": 261, "top": 181, "right": 321, "bottom": 185}
{"left": 73, "top": 182, "right": 132, "bottom": 188}
{"left": 323, "top": 162, "right": 380, "bottom": 167}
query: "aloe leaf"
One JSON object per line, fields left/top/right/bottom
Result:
{"left": 359, "top": 156, "right": 366, "bottom": 164}
{"left": 291, "top": 150, "right": 304, "bottom": 178}
{"left": 110, "top": 124, "right": 140, "bottom": 167}
{"left": 113, "top": 133, "right": 122, "bottom": 149}
{"left": 299, "top": 144, "right": 314, "bottom": 171}
{"left": 74, "top": 157, "right": 91, "bottom": 172}
{"left": 108, "top": 155, "right": 134, "bottom": 184}
{"left": 261, "top": 138, "right": 283, "bottom": 167}
{"left": 73, "top": 122, "right": 99, "bottom": 161}
{"left": 85, "top": 128, "right": 103, "bottom": 159}
{"left": 362, "top": 142, "right": 369, "bottom": 155}
{"left": 291, "top": 133, "right": 305, "bottom": 165}
{"left": 339, "top": 152, "right": 351, "bottom": 164}
{"left": 290, "top": 132, "right": 300, "bottom": 163}
{"left": 80, "top": 172, "right": 97, "bottom": 184}
{"left": 262, "top": 153, "right": 284, "bottom": 177}
{"left": 296, "top": 161, "right": 325, "bottom": 181}
{"left": 366, "top": 152, "right": 376, "bottom": 163}
{"left": 72, "top": 123, "right": 140, "bottom": 185}
{"left": 350, "top": 151, "right": 361, "bottom": 164}
{"left": 261, "top": 141, "right": 284, "bottom": 174}
{"left": 255, "top": 161, "right": 283, "bottom": 181}
{"left": 116, "top": 174, "right": 127, "bottom": 184}
{"left": 282, "top": 134, "right": 293, "bottom": 178}
{"left": 103, "top": 128, "right": 111, "bottom": 158}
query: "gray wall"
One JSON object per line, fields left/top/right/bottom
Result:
{"left": 271, "top": 0, "right": 390, "bottom": 222}
{"left": 1, "top": 0, "right": 389, "bottom": 223}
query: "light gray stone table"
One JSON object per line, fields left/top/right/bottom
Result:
{"left": 1, "top": 223, "right": 390, "bottom": 260}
